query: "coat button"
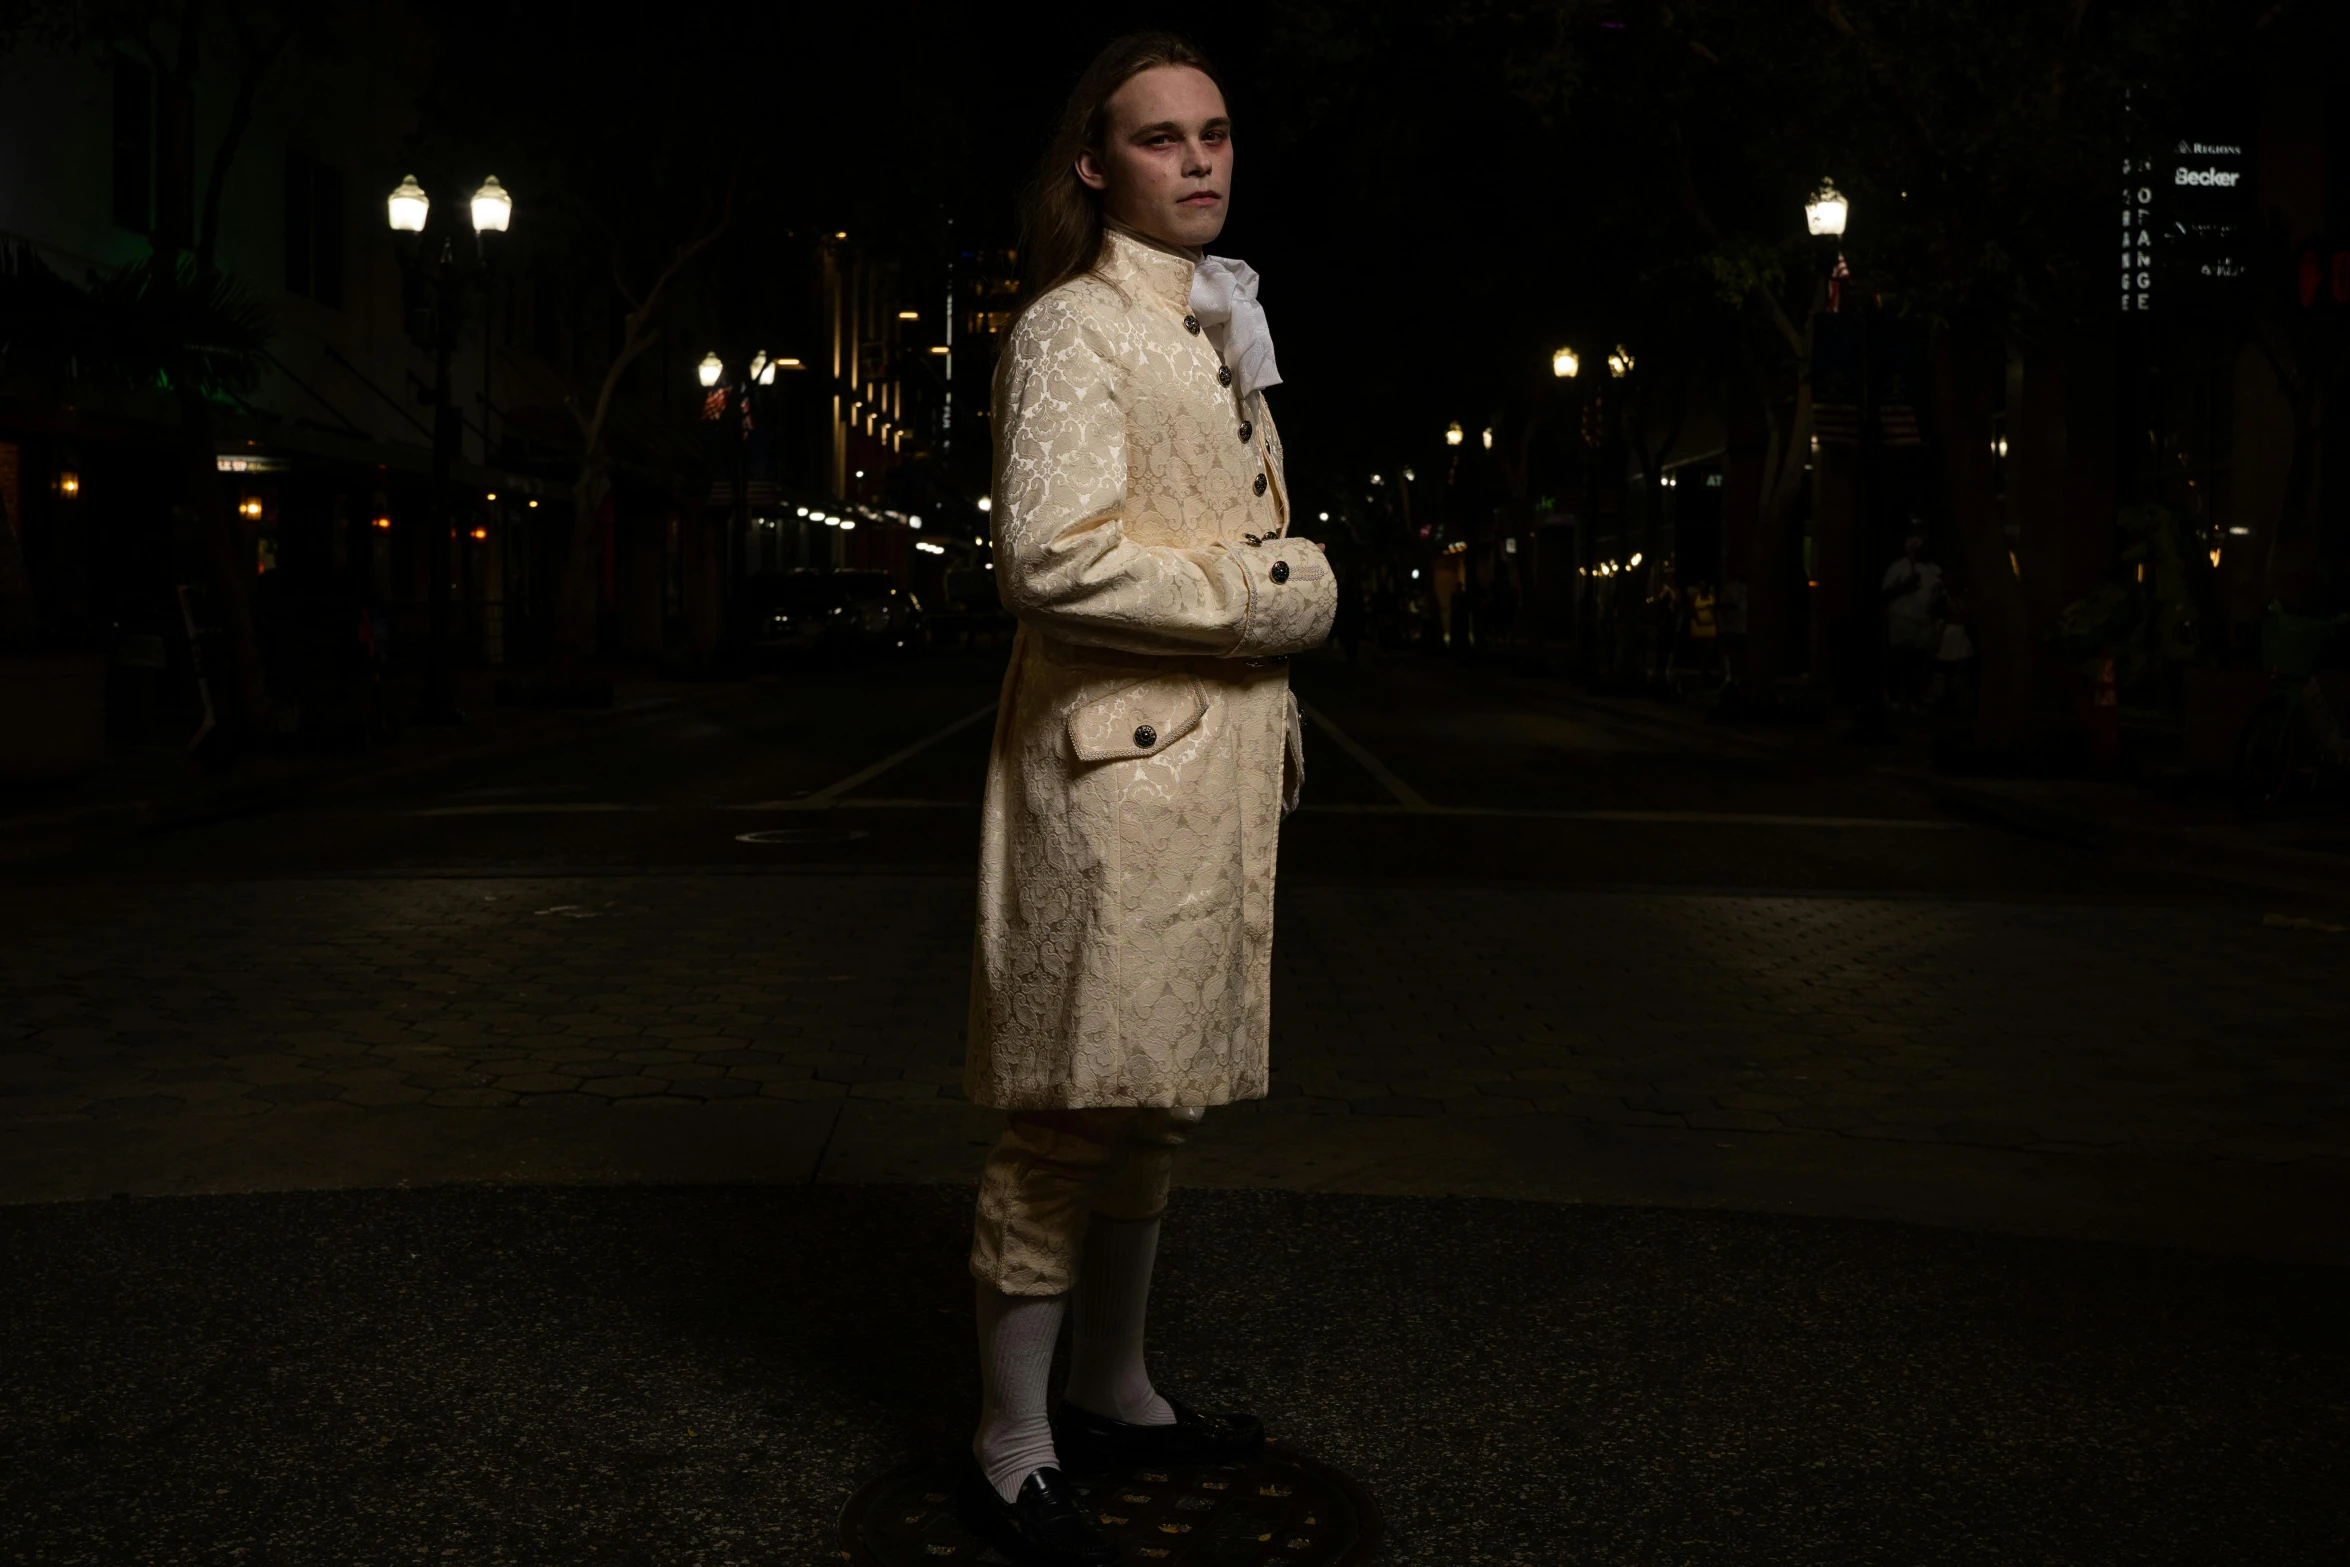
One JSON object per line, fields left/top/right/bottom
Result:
{"left": 1238, "top": 421, "right": 1254, "bottom": 442}
{"left": 1134, "top": 723, "right": 1157, "bottom": 748}
{"left": 1218, "top": 365, "right": 1232, "bottom": 386}
{"left": 1183, "top": 315, "right": 1201, "bottom": 335}
{"left": 1253, "top": 472, "right": 1268, "bottom": 496}
{"left": 1270, "top": 560, "right": 1290, "bottom": 584}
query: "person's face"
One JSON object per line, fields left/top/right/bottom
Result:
{"left": 1076, "top": 65, "right": 1232, "bottom": 250}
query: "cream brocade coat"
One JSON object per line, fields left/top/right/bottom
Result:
{"left": 965, "top": 227, "right": 1337, "bottom": 1111}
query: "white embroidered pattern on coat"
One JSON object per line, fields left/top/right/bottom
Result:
{"left": 966, "top": 229, "right": 1337, "bottom": 1110}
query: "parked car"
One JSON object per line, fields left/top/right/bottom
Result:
{"left": 740, "top": 569, "right": 919, "bottom": 666}
{"left": 924, "top": 566, "right": 1016, "bottom": 649}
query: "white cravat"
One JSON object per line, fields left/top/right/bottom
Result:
{"left": 1188, "top": 256, "right": 1282, "bottom": 401}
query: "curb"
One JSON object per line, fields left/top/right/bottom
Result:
{"left": 0, "top": 682, "right": 763, "bottom": 865}
{"left": 1928, "top": 781, "right": 2113, "bottom": 850}
{"left": 1928, "top": 778, "right": 2348, "bottom": 905}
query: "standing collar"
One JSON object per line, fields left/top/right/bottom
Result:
{"left": 1098, "top": 221, "right": 1200, "bottom": 314}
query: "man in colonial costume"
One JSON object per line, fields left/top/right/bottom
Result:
{"left": 956, "top": 32, "right": 1337, "bottom": 1567}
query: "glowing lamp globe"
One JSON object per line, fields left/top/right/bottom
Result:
{"left": 1445, "top": 422, "right": 1464, "bottom": 447}
{"left": 697, "top": 352, "right": 724, "bottom": 388}
{"left": 1805, "top": 181, "right": 1848, "bottom": 238}
{"left": 386, "top": 175, "right": 430, "bottom": 233}
{"left": 1552, "top": 348, "right": 1579, "bottom": 379}
{"left": 470, "top": 176, "right": 512, "bottom": 233}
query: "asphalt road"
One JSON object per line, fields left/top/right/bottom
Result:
{"left": 7, "top": 645, "right": 2347, "bottom": 1565}
{"left": 54, "top": 644, "right": 2241, "bottom": 896}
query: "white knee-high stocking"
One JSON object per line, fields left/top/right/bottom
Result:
{"left": 973, "top": 1282, "right": 1068, "bottom": 1503}
{"left": 1062, "top": 1213, "right": 1176, "bottom": 1426}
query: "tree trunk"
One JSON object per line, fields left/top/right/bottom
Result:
{"left": 0, "top": 492, "right": 37, "bottom": 650}
{"left": 556, "top": 465, "right": 610, "bottom": 666}
{"left": 1930, "top": 322, "right": 2031, "bottom": 754}
{"left": 1743, "top": 380, "right": 1812, "bottom": 690}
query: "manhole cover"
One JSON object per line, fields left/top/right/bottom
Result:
{"left": 734, "top": 826, "right": 871, "bottom": 845}
{"left": 840, "top": 1444, "right": 1377, "bottom": 1566}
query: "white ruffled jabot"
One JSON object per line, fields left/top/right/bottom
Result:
{"left": 1188, "top": 256, "right": 1283, "bottom": 401}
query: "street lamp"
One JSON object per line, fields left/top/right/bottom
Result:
{"left": 469, "top": 177, "right": 512, "bottom": 234}
{"left": 1607, "top": 346, "right": 1634, "bottom": 378}
{"left": 1804, "top": 180, "right": 1849, "bottom": 238}
{"left": 1481, "top": 427, "right": 1494, "bottom": 450}
{"left": 386, "top": 174, "right": 429, "bottom": 232}
{"left": 1553, "top": 347, "right": 1580, "bottom": 379}
{"left": 698, "top": 352, "right": 724, "bottom": 388}
{"left": 384, "top": 169, "right": 514, "bottom": 723}
{"left": 1445, "top": 422, "right": 1464, "bottom": 446}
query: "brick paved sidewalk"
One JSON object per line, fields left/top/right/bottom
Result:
{"left": 3, "top": 873, "right": 2345, "bottom": 1260}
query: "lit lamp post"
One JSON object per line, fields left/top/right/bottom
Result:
{"left": 698, "top": 348, "right": 803, "bottom": 596}
{"left": 1805, "top": 179, "right": 1849, "bottom": 309}
{"left": 386, "top": 172, "right": 512, "bottom": 723}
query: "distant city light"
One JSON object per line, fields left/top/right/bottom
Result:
{"left": 1318, "top": 511, "right": 1330, "bottom": 521}
{"left": 898, "top": 309, "right": 920, "bottom": 321}
{"left": 1553, "top": 348, "right": 1580, "bottom": 378}
{"left": 1410, "top": 568, "right": 1420, "bottom": 579}
{"left": 908, "top": 516, "right": 922, "bottom": 529}
{"left": 1480, "top": 427, "right": 1493, "bottom": 450}
{"left": 1445, "top": 423, "right": 1463, "bottom": 446}
{"left": 1608, "top": 346, "right": 1635, "bottom": 378}
{"left": 977, "top": 496, "right": 993, "bottom": 513}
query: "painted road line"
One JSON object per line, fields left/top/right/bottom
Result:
{"left": 734, "top": 701, "right": 999, "bottom": 811}
{"left": 408, "top": 802, "right": 655, "bottom": 816}
{"left": 1300, "top": 803, "right": 1959, "bottom": 828}
{"left": 1294, "top": 699, "right": 1434, "bottom": 812}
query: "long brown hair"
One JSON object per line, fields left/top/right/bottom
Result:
{"left": 1016, "top": 31, "right": 1225, "bottom": 310}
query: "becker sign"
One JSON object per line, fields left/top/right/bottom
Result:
{"left": 2122, "top": 136, "right": 2249, "bottom": 316}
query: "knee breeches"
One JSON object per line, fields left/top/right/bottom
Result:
{"left": 970, "top": 1105, "right": 1206, "bottom": 1296}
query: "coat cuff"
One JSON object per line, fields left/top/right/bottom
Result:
{"left": 1226, "top": 542, "right": 1336, "bottom": 660}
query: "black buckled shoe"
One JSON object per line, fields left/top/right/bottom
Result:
{"left": 954, "top": 1455, "right": 1119, "bottom": 1567}
{"left": 1050, "top": 1396, "right": 1266, "bottom": 1475}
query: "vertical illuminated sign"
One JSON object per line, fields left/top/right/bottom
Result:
{"left": 2121, "top": 160, "right": 2154, "bottom": 313}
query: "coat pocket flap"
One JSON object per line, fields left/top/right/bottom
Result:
{"left": 1067, "top": 675, "right": 1208, "bottom": 763}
